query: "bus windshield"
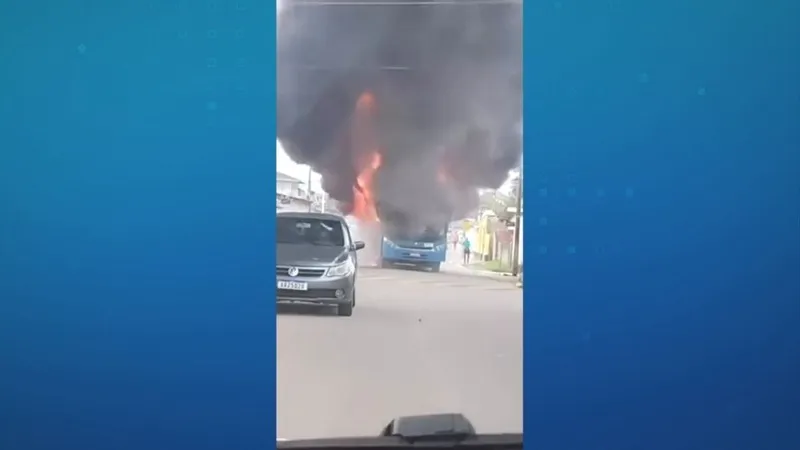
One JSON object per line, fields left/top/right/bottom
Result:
{"left": 387, "top": 225, "right": 446, "bottom": 243}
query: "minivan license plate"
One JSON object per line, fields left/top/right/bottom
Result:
{"left": 278, "top": 280, "right": 308, "bottom": 291}
{"left": 409, "top": 252, "right": 421, "bottom": 257}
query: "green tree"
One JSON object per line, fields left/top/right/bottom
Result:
{"left": 478, "top": 190, "right": 515, "bottom": 222}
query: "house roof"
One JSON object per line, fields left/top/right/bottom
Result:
{"left": 276, "top": 171, "right": 303, "bottom": 183}
{"left": 277, "top": 193, "right": 312, "bottom": 204}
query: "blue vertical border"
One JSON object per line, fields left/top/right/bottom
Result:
{"left": 524, "top": 1, "right": 800, "bottom": 450}
{"left": 0, "top": 2, "right": 276, "bottom": 449}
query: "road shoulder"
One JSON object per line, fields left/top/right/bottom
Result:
{"left": 441, "top": 262, "right": 520, "bottom": 284}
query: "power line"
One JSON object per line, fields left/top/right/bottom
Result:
{"left": 281, "top": 64, "right": 522, "bottom": 75}
{"left": 288, "top": 0, "right": 521, "bottom": 6}
{"left": 283, "top": 64, "right": 412, "bottom": 71}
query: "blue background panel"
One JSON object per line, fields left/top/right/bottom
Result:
{"left": 525, "top": 1, "right": 799, "bottom": 450}
{"left": 1, "top": 2, "right": 276, "bottom": 449}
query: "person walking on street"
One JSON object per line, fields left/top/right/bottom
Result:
{"left": 451, "top": 232, "right": 459, "bottom": 251}
{"left": 462, "top": 236, "right": 472, "bottom": 265}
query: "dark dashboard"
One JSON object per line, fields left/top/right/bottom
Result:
{"left": 277, "top": 414, "right": 522, "bottom": 450}
{"left": 278, "top": 434, "right": 522, "bottom": 450}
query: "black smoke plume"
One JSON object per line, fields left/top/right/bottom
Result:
{"left": 278, "top": 0, "right": 522, "bottom": 234}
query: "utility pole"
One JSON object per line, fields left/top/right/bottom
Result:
{"left": 306, "top": 166, "right": 313, "bottom": 212}
{"left": 510, "top": 168, "right": 523, "bottom": 276}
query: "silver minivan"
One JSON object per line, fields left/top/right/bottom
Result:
{"left": 276, "top": 212, "right": 365, "bottom": 316}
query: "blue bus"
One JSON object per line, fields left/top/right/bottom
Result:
{"left": 380, "top": 223, "right": 449, "bottom": 272}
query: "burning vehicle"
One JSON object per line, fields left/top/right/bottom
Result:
{"left": 277, "top": 0, "right": 522, "bottom": 245}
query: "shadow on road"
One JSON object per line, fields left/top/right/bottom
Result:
{"left": 277, "top": 303, "right": 341, "bottom": 317}
{"left": 363, "top": 264, "right": 517, "bottom": 284}
{"left": 376, "top": 264, "right": 439, "bottom": 274}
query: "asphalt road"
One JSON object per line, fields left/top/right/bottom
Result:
{"left": 277, "top": 265, "right": 523, "bottom": 439}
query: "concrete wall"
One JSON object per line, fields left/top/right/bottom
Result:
{"left": 277, "top": 180, "right": 301, "bottom": 197}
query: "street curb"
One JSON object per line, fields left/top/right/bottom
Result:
{"left": 441, "top": 264, "right": 520, "bottom": 284}
{"left": 462, "top": 267, "right": 518, "bottom": 279}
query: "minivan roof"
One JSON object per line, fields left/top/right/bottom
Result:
{"left": 276, "top": 211, "right": 347, "bottom": 223}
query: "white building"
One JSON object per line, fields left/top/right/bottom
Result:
{"left": 277, "top": 171, "right": 304, "bottom": 197}
{"left": 276, "top": 171, "right": 329, "bottom": 213}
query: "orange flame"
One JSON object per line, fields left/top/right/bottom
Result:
{"left": 350, "top": 91, "right": 382, "bottom": 222}
{"left": 356, "top": 91, "right": 376, "bottom": 113}
{"left": 352, "top": 152, "right": 382, "bottom": 222}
